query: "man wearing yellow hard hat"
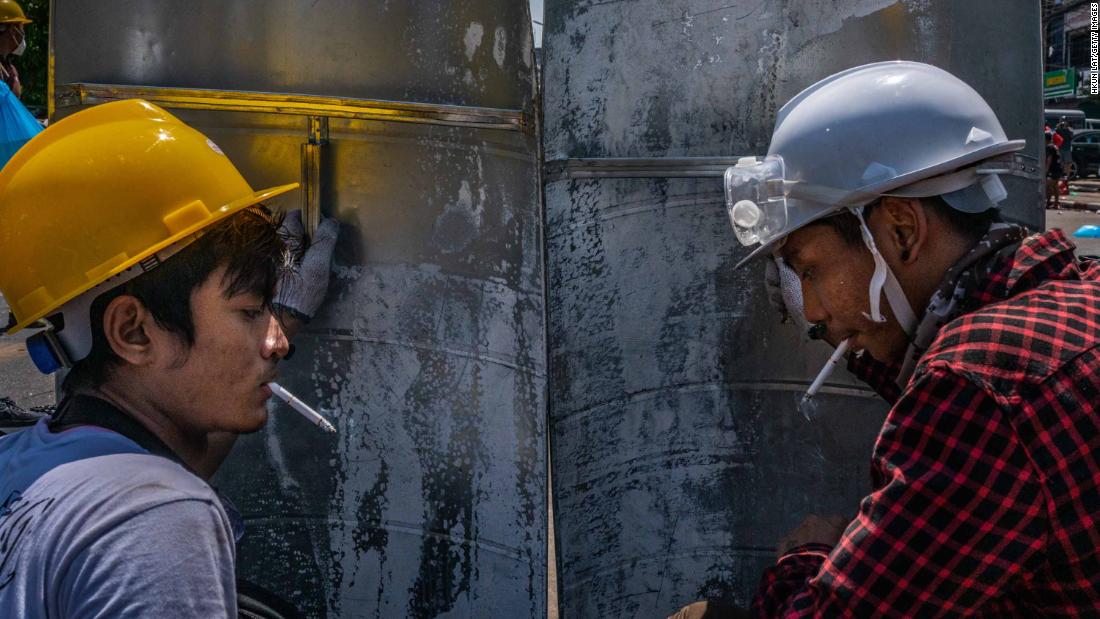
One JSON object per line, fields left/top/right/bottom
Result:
{"left": 0, "top": 0, "right": 30, "bottom": 99}
{"left": 0, "top": 100, "right": 338, "bottom": 616}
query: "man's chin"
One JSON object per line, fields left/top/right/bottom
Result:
{"left": 235, "top": 408, "right": 269, "bottom": 434}
{"left": 861, "top": 337, "right": 907, "bottom": 365}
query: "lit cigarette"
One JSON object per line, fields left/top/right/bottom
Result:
{"left": 802, "top": 338, "right": 851, "bottom": 402}
{"left": 268, "top": 381, "right": 336, "bottom": 433}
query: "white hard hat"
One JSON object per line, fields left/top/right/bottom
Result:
{"left": 728, "top": 60, "right": 1026, "bottom": 270}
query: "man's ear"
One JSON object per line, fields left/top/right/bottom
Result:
{"left": 101, "top": 295, "right": 157, "bottom": 367}
{"left": 874, "top": 196, "right": 927, "bottom": 265}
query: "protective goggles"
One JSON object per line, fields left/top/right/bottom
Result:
{"left": 723, "top": 155, "right": 789, "bottom": 247}
{"left": 723, "top": 151, "right": 1041, "bottom": 249}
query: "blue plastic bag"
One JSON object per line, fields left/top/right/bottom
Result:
{"left": 0, "top": 79, "right": 42, "bottom": 169}
{"left": 1074, "top": 225, "right": 1100, "bottom": 238}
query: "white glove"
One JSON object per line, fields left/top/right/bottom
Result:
{"left": 274, "top": 210, "right": 339, "bottom": 322}
{"left": 764, "top": 255, "right": 809, "bottom": 331}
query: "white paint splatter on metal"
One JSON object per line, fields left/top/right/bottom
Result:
{"left": 465, "top": 22, "right": 486, "bottom": 61}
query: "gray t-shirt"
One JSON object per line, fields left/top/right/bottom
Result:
{"left": 0, "top": 422, "right": 237, "bottom": 618}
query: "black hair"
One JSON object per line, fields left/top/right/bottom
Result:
{"left": 61, "top": 206, "right": 286, "bottom": 395}
{"left": 809, "top": 195, "right": 1001, "bottom": 249}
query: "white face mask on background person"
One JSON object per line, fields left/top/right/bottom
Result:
{"left": 12, "top": 37, "right": 25, "bottom": 56}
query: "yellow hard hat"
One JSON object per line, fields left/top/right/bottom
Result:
{"left": 0, "top": 0, "right": 31, "bottom": 25}
{"left": 0, "top": 100, "right": 298, "bottom": 334}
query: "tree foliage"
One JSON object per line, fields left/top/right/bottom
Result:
{"left": 16, "top": 0, "right": 47, "bottom": 115}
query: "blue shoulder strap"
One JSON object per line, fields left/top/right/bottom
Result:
{"left": 0, "top": 418, "right": 146, "bottom": 514}
{"left": 49, "top": 395, "right": 245, "bottom": 542}
{"left": 47, "top": 395, "right": 186, "bottom": 468}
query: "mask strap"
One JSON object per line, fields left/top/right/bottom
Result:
{"left": 883, "top": 264, "right": 918, "bottom": 337}
{"left": 850, "top": 207, "right": 918, "bottom": 337}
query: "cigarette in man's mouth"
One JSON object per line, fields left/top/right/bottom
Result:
{"left": 268, "top": 381, "right": 337, "bottom": 433}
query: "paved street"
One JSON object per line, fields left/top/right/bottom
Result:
{"left": 1055, "top": 178, "right": 1100, "bottom": 256}
{"left": 1047, "top": 208, "right": 1100, "bottom": 256}
{"left": 0, "top": 294, "right": 55, "bottom": 410}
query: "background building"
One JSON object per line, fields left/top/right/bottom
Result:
{"left": 1043, "top": 0, "right": 1100, "bottom": 116}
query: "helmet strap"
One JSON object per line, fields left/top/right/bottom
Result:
{"left": 47, "top": 232, "right": 203, "bottom": 372}
{"left": 53, "top": 264, "right": 145, "bottom": 369}
{"left": 850, "top": 207, "right": 918, "bottom": 338}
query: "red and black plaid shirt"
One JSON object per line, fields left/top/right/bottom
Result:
{"left": 752, "top": 229, "right": 1100, "bottom": 617}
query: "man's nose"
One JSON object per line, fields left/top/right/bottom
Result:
{"left": 800, "top": 280, "right": 828, "bottom": 325}
{"left": 263, "top": 315, "right": 291, "bottom": 360}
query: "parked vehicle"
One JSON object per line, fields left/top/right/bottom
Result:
{"left": 1046, "top": 108, "right": 1087, "bottom": 130}
{"left": 1071, "top": 130, "right": 1100, "bottom": 178}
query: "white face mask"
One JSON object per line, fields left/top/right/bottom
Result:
{"left": 12, "top": 37, "right": 25, "bottom": 56}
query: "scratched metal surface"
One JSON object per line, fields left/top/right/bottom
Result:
{"left": 541, "top": 1, "right": 1041, "bottom": 617}
{"left": 53, "top": 2, "right": 545, "bottom": 617}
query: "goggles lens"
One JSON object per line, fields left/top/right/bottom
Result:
{"left": 724, "top": 155, "right": 788, "bottom": 247}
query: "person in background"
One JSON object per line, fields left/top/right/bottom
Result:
{"left": 1047, "top": 131, "right": 1064, "bottom": 210}
{"left": 0, "top": 0, "right": 30, "bottom": 99}
{"left": 1048, "top": 124, "right": 1063, "bottom": 149}
{"left": 1055, "top": 117, "right": 1075, "bottom": 178}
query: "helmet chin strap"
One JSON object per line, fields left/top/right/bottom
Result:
{"left": 850, "top": 208, "right": 918, "bottom": 339}
{"left": 50, "top": 233, "right": 202, "bottom": 370}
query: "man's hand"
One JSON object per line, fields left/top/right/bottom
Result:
{"left": 777, "top": 514, "right": 849, "bottom": 556}
{"left": 2, "top": 61, "right": 21, "bottom": 99}
{"left": 274, "top": 210, "right": 339, "bottom": 323}
{"left": 667, "top": 600, "right": 749, "bottom": 619}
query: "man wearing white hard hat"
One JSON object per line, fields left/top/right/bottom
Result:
{"left": 672, "top": 61, "right": 1100, "bottom": 617}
